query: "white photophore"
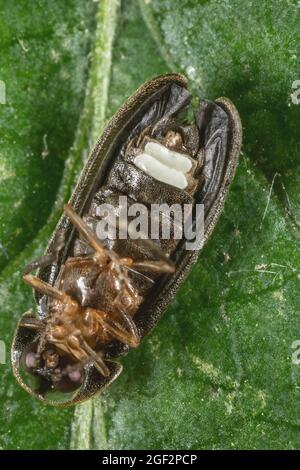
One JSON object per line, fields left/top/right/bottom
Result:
{"left": 134, "top": 141, "right": 192, "bottom": 189}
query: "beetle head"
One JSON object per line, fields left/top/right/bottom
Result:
{"left": 12, "top": 311, "right": 123, "bottom": 406}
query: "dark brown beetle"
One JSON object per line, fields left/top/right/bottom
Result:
{"left": 12, "top": 74, "right": 242, "bottom": 406}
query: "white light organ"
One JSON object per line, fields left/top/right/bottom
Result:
{"left": 134, "top": 141, "right": 194, "bottom": 190}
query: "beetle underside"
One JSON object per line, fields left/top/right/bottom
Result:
{"left": 12, "top": 74, "right": 242, "bottom": 406}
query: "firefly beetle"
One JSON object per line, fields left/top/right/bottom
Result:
{"left": 12, "top": 74, "right": 242, "bottom": 406}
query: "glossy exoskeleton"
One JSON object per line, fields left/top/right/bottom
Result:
{"left": 12, "top": 74, "right": 242, "bottom": 406}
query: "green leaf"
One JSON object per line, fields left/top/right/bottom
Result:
{"left": 71, "top": 0, "right": 300, "bottom": 449}
{"left": 0, "top": 0, "right": 96, "bottom": 270}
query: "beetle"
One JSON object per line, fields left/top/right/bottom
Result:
{"left": 11, "top": 74, "right": 242, "bottom": 406}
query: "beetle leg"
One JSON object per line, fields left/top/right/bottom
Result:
{"left": 64, "top": 204, "right": 135, "bottom": 299}
{"left": 120, "top": 238, "right": 175, "bottom": 274}
{"left": 23, "top": 274, "right": 66, "bottom": 302}
{"left": 64, "top": 204, "right": 108, "bottom": 265}
{"left": 114, "top": 307, "right": 140, "bottom": 345}
{"left": 44, "top": 330, "right": 110, "bottom": 378}
{"left": 64, "top": 204, "right": 133, "bottom": 275}
{"left": 96, "top": 309, "right": 140, "bottom": 348}
{"left": 65, "top": 204, "right": 137, "bottom": 296}
{"left": 131, "top": 238, "right": 175, "bottom": 271}
{"left": 23, "top": 231, "right": 65, "bottom": 275}
{"left": 131, "top": 259, "right": 175, "bottom": 273}
{"left": 81, "top": 340, "right": 110, "bottom": 377}
{"left": 18, "top": 311, "right": 44, "bottom": 331}
{"left": 119, "top": 248, "right": 175, "bottom": 273}
{"left": 125, "top": 265, "right": 154, "bottom": 284}
{"left": 20, "top": 321, "right": 43, "bottom": 331}
{"left": 115, "top": 212, "right": 175, "bottom": 270}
